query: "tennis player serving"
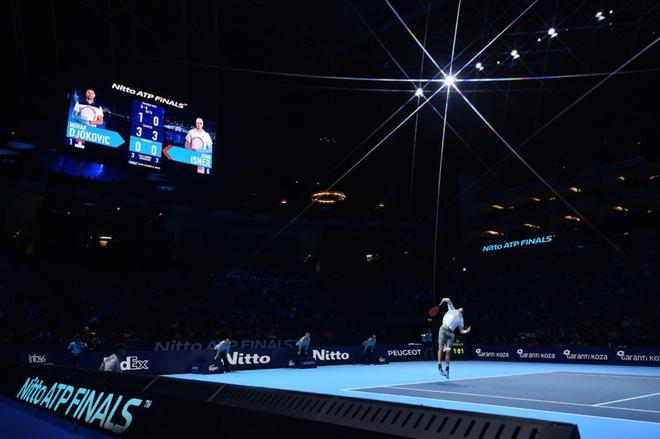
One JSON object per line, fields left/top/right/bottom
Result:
{"left": 436, "top": 297, "right": 471, "bottom": 379}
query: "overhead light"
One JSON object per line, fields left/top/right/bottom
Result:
{"left": 378, "top": 201, "right": 385, "bottom": 208}
{"left": 531, "top": 197, "right": 541, "bottom": 202}
{"left": 490, "top": 204, "right": 505, "bottom": 210}
{"left": 649, "top": 174, "right": 658, "bottom": 181}
{"left": 98, "top": 236, "right": 112, "bottom": 248}
{"left": 523, "top": 223, "right": 540, "bottom": 229}
{"left": 279, "top": 199, "right": 288, "bottom": 205}
{"left": 568, "top": 187, "right": 582, "bottom": 193}
{"left": 310, "top": 191, "right": 347, "bottom": 204}
{"left": 443, "top": 75, "right": 456, "bottom": 87}
{"left": 596, "top": 11, "right": 605, "bottom": 21}
{"left": 415, "top": 88, "right": 424, "bottom": 97}
{"left": 475, "top": 62, "right": 484, "bottom": 71}
{"left": 537, "top": 38, "right": 541, "bottom": 42}
{"left": 462, "top": 267, "right": 467, "bottom": 272}
{"left": 563, "top": 215, "right": 581, "bottom": 222}
{"left": 483, "top": 230, "right": 502, "bottom": 236}
{"left": 616, "top": 176, "right": 626, "bottom": 182}
{"left": 510, "top": 50, "right": 520, "bottom": 59}
{"left": 548, "top": 28, "right": 557, "bottom": 38}
{"left": 612, "top": 206, "right": 628, "bottom": 212}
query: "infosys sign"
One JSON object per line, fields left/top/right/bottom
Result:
{"left": 472, "top": 346, "right": 660, "bottom": 366}
{"left": 15, "top": 376, "right": 150, "bottom": 434}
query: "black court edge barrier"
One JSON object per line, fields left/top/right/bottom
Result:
{"left": 0, "top": 361, "right": 580, "bottom": 439}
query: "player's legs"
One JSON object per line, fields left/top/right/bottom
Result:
{"left": 437, "top": 327, "right": 450, "bottom": 376}
{"left": 443, "top": 332, "right": 455, "bottom": 378}
{"left": 437, "top": 327, "right": 446, "bottom": 366}
{"left": 222, "top": 352, "right": 231, "bottom": 372}
{"left": 296, "top": 347, "right": 306, "bottom": 367}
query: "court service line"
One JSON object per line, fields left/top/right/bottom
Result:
{"left": 345, "top": 389, "right": 660, "bottom": 425}
{"left": 551, "top": 372, "right": 660, "bottom": 380}
{"left": 342, "top": 371, "right": 556, "bottom": 391}
{"left": 382, "top": 386, "right": 660, "bottom": 414}
{"left": 594, "top": 392, "right": 660, "bottom": 407}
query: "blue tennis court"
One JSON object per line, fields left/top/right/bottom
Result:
{"left": 350, "top": 371, "right": 660, "bottom": 423}
{"left": 167, "top": 361, "right": 660, "bottom": 439}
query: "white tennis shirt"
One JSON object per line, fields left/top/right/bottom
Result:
{"left": 185, "top": 128, "right": 213, "bottom": 151}
{"left": 442, "top": 303, "right": 464, "bottom": 331}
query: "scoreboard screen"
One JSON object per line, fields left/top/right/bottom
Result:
{"left": 65, "top": 83, "right": 215, "bottom": 175}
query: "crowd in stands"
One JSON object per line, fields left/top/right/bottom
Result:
{"left": 0, "top": 238, "right": 657, "bottom": 355}
{"left": 462, "top": 245, "right": 659, "bottom": 348}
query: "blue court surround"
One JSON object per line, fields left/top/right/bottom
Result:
{"left": 0, "top": 395, "right": 109, "bottom": 439}
{"left": 167, "top": 361, "right": 660, "bottom": 439}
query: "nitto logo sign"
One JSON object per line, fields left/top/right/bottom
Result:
{"left": 312, "top": 349, "right": 350, "bottom": 361}
{"left": 617, "top": 350, "right": 660, "bottom": 363}
{"left": 387, "top": 349, "right": 422, "bottom": 357}
{"left": 120, "top": 356, "right": 149, "bottom": 371}
{"left": 474, "top": 348, "right": 509, "bottom": 359}
{"left": 153, "top": 338, "right": 297, "bottom": 351}
{"left": 226, "top": 352, "right": 271, "bottom": 365}
{"left": 482, "top": 235, "right": 554, "bottom": 253}
{"left": 28, "top": 354, "right": 47, "bottom": 364}
{"left": 111, "top": 83, "right": 187, "bottom": 109}
{"left": 16, "top": 376, "right": 150, "bottom": 434}
{"left": 516, "top": 349, "right": 556, "bottom": 360}
{"left": 562, "top": 350, "right": 608, "bottom": 361}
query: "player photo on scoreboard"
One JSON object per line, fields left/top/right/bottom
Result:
{"left": 185, "top": 117, "right": 213, "bottom": 152}
{"left": 71, "top": 88, "right": 105, "bottom": 128}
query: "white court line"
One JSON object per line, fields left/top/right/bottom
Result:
{"left": 595, "top": 392, "right": 660, "bottom": 407}
{"left": 345, "top": 389, "right": 660, "bottom": 425}
{"left": 381, "top": 386, "right": 660, "bottom": 414}
{"left": 342, "top": 370, "right": 555, "bottom": 392}
{"left": 551, "top": 372, "right": 660, "bottom": 380}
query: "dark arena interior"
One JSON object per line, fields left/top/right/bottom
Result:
{"left": 2, "top": 1, "right": 659, "bottom": 438}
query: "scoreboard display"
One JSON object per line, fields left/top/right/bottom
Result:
{"left": 65, "top": 83, "right": 215, "bottom": 175}
{"left": 129, "top": 100, "right": 165, "bottom": 169}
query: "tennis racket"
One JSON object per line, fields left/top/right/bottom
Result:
{"left": 190, "top": 136, "right": 205, "bottom": 151}
{"left": 79, "top": 106, "right": 98, "bottom": 122}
